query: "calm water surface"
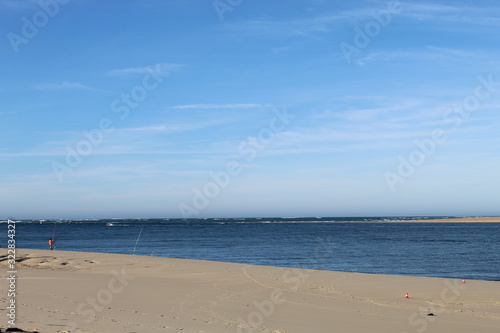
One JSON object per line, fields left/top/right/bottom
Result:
{"left": 5, "top": 217, "right": 500, "bottom": 281}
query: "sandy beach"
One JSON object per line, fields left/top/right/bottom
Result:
{"left": 398, "top": 217, "right": 500, "bottom": 223}
{"left": 1, "top": 250, "right": 499, "bottom": 333}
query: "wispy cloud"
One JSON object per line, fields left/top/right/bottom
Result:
{"left": 117, "top": 125, "right": 167, "bottom": 132}
{"left": 106, "top": 63, "right": 183, "bottom": 76}
{"left": 0, "top": 110, "right": 22, "bottom": 117}
{"left": 71, "top": 165, "right": 207, "bottom": 181}
{"left": 0, "top": 0, "right": 36, "bottom": 10}
{"left": 353, "top": 46, "right": 492, "bottom": 67}
{"left": 315, "top": 106, "right": 408, "bottom": 122}
{"left": 218, "top": 5, "right": 386, "bottom": 37}
{"left": 113, "top": 118, "right": 235, "bottom": 135}
{"left": 171, "top": 103, "right": 271, "bottom": 110}
{"left": 400, "top": 1, "right": 500, "bottom": 25}
{"left": 32, "top": 81, "right": 96, "bottom": 91}
{"left": 0, "top": 151, "right": 61, "bottom": 157}
{"left": 223, "top": 1, "right": 500, "bottom": 39}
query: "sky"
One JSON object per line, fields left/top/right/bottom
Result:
{"left": 1, "top": 0, "right": 500, "bottom": 219}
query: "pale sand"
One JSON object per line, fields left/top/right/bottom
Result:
{"left": 1, "top": 250, "right": 499, "bottom": 333}
{"left": 395, "top": 217, "right": 500, "bottom": 223}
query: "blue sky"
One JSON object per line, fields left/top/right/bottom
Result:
{"left": 1, "top": 0, "right": 500, "bottom": 219}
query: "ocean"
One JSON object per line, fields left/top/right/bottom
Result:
{"left": 4, "top": 217, "right": 500, "bottom": 281}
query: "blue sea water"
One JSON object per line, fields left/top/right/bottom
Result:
{"left": 4, "top": 217, "right": 500, "bottom": 281}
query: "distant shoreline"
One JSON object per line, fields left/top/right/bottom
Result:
{"left": 4, "top": 216, "right": 500, "bottom": 223}
{"left": 396, "top": 216, "right": 500, "bottom": 223}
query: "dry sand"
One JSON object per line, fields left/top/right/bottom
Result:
{"left": 1, "top": 250, "right": 499, "bottom": 333}
{"left": 399, "top": 217, "right": 500, "bottom": 223}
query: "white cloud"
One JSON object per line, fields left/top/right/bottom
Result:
{"left": 223, "top": 1, "right": 500, "bottom": 40}
{"left": 107, "top": 63, "right": 183, "bottom": 76}
{"left": 171, "top": 103, "right": 271, "bottom": 109}
{"left": 112, "top": 118, "right": 234, "bottom": 134}
{"left": 352, "top": 46, "right": 494, "bottom": 67}
{"left": 0, "top": 151, "right": 58, "bottom": 157}
{"left": 117, "top": 126, "right": 167, "bottom": 132}
{"left": 32, "top": 81, "right": 96, "bottom": 91}
{"left": 0, "top": 0, "right": 36, "bottom": 10}
{"left": 400, "top": 1, "right": 500, "bottom": 25}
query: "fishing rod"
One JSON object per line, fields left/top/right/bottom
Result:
{"left": 133, "top": 225, "right": 145, "bottom": 255}
{"left": 49, "top": 222, "right": 66, "bottom": 250}
{"left": 52, "top": 223, "right": 56, "bottom": 240}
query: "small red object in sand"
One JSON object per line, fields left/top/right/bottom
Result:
{"left": 462, "top": 279, "right": 466, "bottom": 283}
{"left": 405, "top": 293, "right": 409, "bottom": 299}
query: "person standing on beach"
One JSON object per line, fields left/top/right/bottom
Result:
{"left": 48, "top": 238, "right": 54, "bottom": 250}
